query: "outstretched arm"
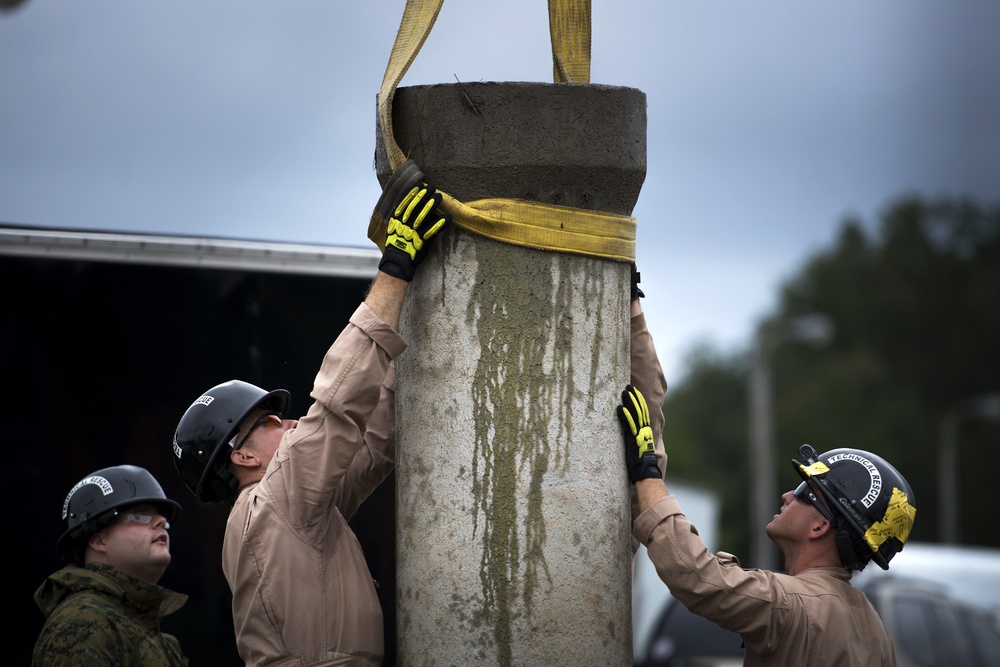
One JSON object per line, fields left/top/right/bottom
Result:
{"left": 635, "top": 476, "right": 669, "bottom": 512}
{"left": 629, "top": 265, "right": 668, "bottom": 498}
{"left": 365, "top": 272, "right": 408, "bottom": 330}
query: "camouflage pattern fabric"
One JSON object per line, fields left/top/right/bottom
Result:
{"left": 33, "top": 562, "right": 189, "bottom": 666}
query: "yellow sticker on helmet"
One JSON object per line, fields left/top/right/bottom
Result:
{"left": 799, "top": 461, "right": 830, "bottom": 477}
{"left": 863, "top": 487, "right": 916, "bottom": 552}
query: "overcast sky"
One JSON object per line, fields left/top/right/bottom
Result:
{"left": 3, "top": 1, "right": 998, "bottom": 383}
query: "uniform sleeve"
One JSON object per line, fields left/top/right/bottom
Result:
{"left": 629, "top": 312, "right": 669, "bottom": 538}
{"left": 630, "top": 311, "right": 668, "bottom": 475}
{"left": 334, "top": 362, "right": 397, "bottom": 520}
{"left": 33, "top": 602, "right": 127, "bottom": 667}
{"left": 266, "top": 302, "right": 406, "bottom": 528}
{"left": 634, "top": 495, "right": 780, "bottom": 638}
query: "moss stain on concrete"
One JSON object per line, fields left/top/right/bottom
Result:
{"left": 468, "top": 249, "right": 576, "bottom": 667}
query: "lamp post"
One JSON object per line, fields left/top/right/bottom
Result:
{"left": 748, "top": 314, "right": 834, "bottom": 570}
{"left": 939, "top": 392, "right": 1000, "bottom": 543}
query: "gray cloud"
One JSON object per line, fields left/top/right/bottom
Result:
{"left": 2, "top": 0, "right": 998, "bottom": 379}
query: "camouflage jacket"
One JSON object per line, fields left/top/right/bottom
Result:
{"left": 33, "top": 562, "right": 189, "bottom": 667}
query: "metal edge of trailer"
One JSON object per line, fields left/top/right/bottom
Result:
{"left": 0, "top": 224, "right": 381, "bottom": 278}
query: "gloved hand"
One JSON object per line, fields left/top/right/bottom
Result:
{"left": 374, "top": 159, "right": 424, "bottom": 226}
{"left": 617, "top": 384, "right": 662, "bottom": 483}
{"left": 377, "top": 174, "right": 451, "bottom": 282}
{"left": 631, "top": 262, "right": 645, "bottom": 301}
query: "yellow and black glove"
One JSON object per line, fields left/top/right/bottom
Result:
{"left": 617, "top": 384, "right": 662, "bottom": 483}
{"left": 374, "top": 160, "right": 424, "bottom": 225}
{"left": 376, "top": 161, "right": 450, "bottom": 281}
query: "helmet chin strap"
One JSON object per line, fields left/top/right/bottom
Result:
{"left": 834, "top": 527, "right": 864, "bottom": 572}
{"left": 202, "top": 463, "right": 240, "bottom": 505}
{"left": 833, "top": 516, "right": 883, "bottom": 572}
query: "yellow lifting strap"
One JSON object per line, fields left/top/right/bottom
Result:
{"left": 549, "top": 0, "right": 592, "bottom": 84}
{"left": 370, "top": 0, "right": 636, "bottom": 263}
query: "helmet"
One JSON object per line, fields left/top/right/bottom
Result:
{"left": 792, "top": 444, "right": 916, "bottom": 571}
{"left": 57, "top": 465, "right": 181, "bottom": 554}
{"left": 172, "top": 379, "right": 290, "bottom": 505}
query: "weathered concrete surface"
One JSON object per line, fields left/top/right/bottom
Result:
{"left": 380, "top": 82, "right": 646, "bottom": 667}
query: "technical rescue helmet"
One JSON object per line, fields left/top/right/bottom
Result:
{"left": 57, "top": 464, "right": 181, "bottom": 555}
{"left": 172, "top": 379, "right": 290, "bottom": 505}
{"left": 792, "top": 444, "right": 916, "bottom": 571}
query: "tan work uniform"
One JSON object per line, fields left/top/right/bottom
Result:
{"left": 629, "top": 308, "right": 895, "bottom": 666}
{"left": 223, "top": 302, "right": 404, "bottom": 667}
{"left": 629, "top": 310, "right": 669, "bottom": 547}
{"left": 634, "top": 498, "right": 897, "bottom": 666}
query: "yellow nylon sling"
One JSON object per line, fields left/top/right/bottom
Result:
{"left": 369, "top": 0, "right": 636, "bottom": 263}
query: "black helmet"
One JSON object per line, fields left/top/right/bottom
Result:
{"left": 172, "top": 379, "right": 290, "bottom": 505}
{"left": 792, "top": 444, "right": 916, "bottom": 571}
{"left": 58, "top": 465, "right": 181, "bottom": 555}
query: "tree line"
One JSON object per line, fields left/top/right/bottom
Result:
{"left": 660, "top": 194, "right": 1000, "bottom": 561}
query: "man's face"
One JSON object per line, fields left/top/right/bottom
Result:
{"left": 234, "top": 408, "right": 293, "bottom": 468}
{"left": 765, "top": 481, "right": 831, "bottom": 546}
{"left": 90, "top": 503, "right": 172, "bottom": 584}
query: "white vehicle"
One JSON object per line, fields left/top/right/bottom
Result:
{"left": 851, "top": 541, "right": 1000, "bottom": 613}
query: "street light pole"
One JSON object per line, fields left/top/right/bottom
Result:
{"left": 748, "top": 333, "right": 777, "bottom": 570}
{"left": 939, "top": 392, "right": 1000, "bottom": 543}
{"left": 748, "top": 314, "right": 834, "bottom": 571}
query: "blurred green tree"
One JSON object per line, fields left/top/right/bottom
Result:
{"left": 661, "top": 195, "right": 1000, "bottom": 558}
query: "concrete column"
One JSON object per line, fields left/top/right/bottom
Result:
{"left": 378, "top": 82, "right": 646, "bottom": 667}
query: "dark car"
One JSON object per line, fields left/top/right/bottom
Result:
{"left": 856, "top": 575, "right": 1000, "bottom": 667}
{"left": 636, "top": 595, "right": 744, "bottom": 667}
{"left": 850, "top": 541, "right": 1000, "bottom": 667}
{"left": 638, "top": 577, "right": 1000, "bottom": 667}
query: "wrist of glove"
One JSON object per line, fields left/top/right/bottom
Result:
{"left": 617, "top": 384, "right": 662, "bottom": 483}
{"left": 631, "top": 262, "right": 645, "bottom": 301}
{"left": 376, "top": 163, "right": 451, "bottom": 281}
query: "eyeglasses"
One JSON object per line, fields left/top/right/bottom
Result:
{"left": 118, "top": 512, "right": 170, "bottom": 530}
{"left": 794, "top": 481, "right": 835, "bottom": 523}
{"left": 235, "top": 411, "right": 283, "bottom": 450}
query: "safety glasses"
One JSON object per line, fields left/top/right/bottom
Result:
{"left": 235, "top": 411, "right": 283, "bottom": 450}
{"left": 118, "top": 512, "right": 170, "bottom": 530}
{"left": 794, "top": 481, "right": 835, "bottom": 523}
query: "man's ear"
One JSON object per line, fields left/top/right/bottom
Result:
{"left": 230, "top": 447, "right": 261, "bottom": 469}
{"left": 810, "top": 518, "right": 834, "bottom": 540}
{"left": 88, "top": 530, "right": 109, "bottom": 555}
